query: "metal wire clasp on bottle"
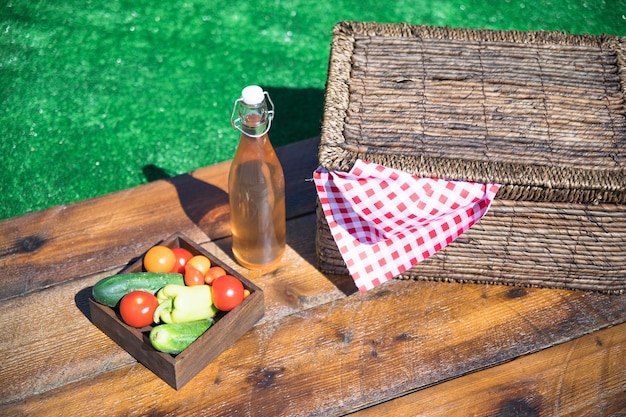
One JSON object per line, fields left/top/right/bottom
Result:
{"left": 230, "top": 91, "right": 275, "bottom": 138}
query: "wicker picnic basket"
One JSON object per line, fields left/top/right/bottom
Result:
{"left": 316, "top": 21, "right": 626, "bottom": 293}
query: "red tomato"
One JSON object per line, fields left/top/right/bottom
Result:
{"left": 205, "top": 266, "right": 227, "bottom": 285}
{"left": 171, "top": 247, "right": 193, "bottom": 273}
{"left": 186, "top": 255, "right": 211, "bottom": 275}
{"left": 184, "top": 264, "right": 206, "bottom": 286}
{"left": 211, "top": 275, "right": 245, "bottom": 311}
{"left": 144, "top": 245, "right": 176, "bottom": 272}
{"left": 119, "top": 291, "right": 159, "bottom": 328}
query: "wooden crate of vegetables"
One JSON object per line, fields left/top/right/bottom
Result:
{"left": 88, "top": 232, "right": 264, "bottom": 390}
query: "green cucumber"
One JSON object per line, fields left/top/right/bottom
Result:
{"left": 150, "top": 319, "right": 214, "bottom": 354}
{"left": 92, "top": 272, "right": 184, "bottom": 307}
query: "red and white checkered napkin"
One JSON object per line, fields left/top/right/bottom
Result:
{"left": 314, "top": 159, "right": 501, "bottom": 292}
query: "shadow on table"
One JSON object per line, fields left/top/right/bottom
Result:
{"left": 143, "top": 165, "right": 230, "bottom": 237}
{"left": 75, "top": 286, "right": 94, "bottom": 322}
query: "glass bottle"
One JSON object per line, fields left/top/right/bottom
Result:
{"left": 229, "top": 85, "right": 286, "bottom": 269}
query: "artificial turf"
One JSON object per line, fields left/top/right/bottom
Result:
{"left": 1, "top": 0, "right": 624, "bottom": 220}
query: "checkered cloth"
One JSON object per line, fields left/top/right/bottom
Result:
{"left": 314, "top": 160, "right": 501, "bottom": 292}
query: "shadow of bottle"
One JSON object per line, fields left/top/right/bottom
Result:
{"left": 143, "top": 164, "right": 231, "bottom": 239}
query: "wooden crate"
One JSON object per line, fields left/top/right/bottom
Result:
{"left": 89, "top": 232, "right": 264, "bottom": 389}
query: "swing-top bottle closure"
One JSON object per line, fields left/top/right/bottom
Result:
{"left": 231, "top": 85, "right": 274, "bottom": 138}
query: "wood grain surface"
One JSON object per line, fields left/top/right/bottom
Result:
{"left": 1, "top": 137, "right": 624, "bottom": 416}
{"left": 353, "top": 321, "right": 626, "bottom": 416}
{"left": 0, "top": 137, "right": 319, "bottom": 301}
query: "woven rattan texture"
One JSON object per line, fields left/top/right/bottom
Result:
{"left": 319, "top": 21, "right": 626, "bottom": 204}
{"left": 317, "top": 200, "right": 626, "bottom": 294}
{"left": 316, "top": 22, "right": 626, "bottom": 293}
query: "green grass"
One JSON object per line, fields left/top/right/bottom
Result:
{"left": 1, "top": 0, "right": 624, "bottom": 220}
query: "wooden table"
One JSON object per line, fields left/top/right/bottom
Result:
{"left": 1, "top": 137, "right": 625, "bottom": 416}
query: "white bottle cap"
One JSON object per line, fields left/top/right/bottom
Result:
{"left": 241, "top": 85, "right": 265, "bottom": 105}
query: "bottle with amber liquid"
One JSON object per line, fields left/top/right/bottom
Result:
{"left": 229, "top": 85, "right": 286, "bottom": 269}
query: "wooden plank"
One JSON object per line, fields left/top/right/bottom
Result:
{"left": 0, "top": 162, "right": 227, "bottom": 301}
{"left": 0, "top": 137, "right": 320, "bottom": 301}
{"left": 2, "top": 217, "right": 625, "bottom": 415}
{"left": 350, "top": 321, "right": 626, "bottom": 416}
{"left": 0, "top": 214, "right": 347, "bottom": 405}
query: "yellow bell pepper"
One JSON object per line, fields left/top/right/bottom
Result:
{"left": 153, "top": 284, "right": 218, "bottom": 324}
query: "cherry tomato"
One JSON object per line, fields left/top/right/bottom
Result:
{"left": 205, "top": 266, "right": 227, "bottom": 285}
{"left": 119, "top": 291, "right": 159, "bottom": 328}
{"left": 170, "top": 247, "right": 193, "bottom": 273}
{"left": 144, "top": 245, "right": 176, "bottom": 273}
{"left": 211, "top": 275, "right": 245, "bottom": 311}
{"left": 187, "top": 255, "right": 211, "bottom": 275}
{"left": 184, "top": 264, "right": 206, "bottom": 286}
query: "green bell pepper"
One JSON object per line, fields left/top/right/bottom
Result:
{"left": 153, "top": 284, "right": 218, "bottom": 324}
